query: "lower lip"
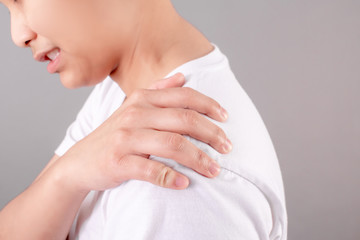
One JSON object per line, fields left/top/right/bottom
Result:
{"left": 47, "top": 52, "right": 61, "bottom": 74}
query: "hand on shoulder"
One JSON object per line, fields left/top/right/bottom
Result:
{"left": 52, "top": 73, "right": 232, "bottom": 193}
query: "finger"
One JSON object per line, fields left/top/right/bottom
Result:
{"left": 148, "top": 72, "right": 186, "bottom": 90}
{"left": 119, "top": 155, "right": 190, "bottom": 190}
{"left": 134, "top": 87, "right": 228, "bottom": 122}
{"left": 127, "top": 129, "right": 221, "bottom": 178}
{"left": 121, "top": 106, "right": 232, "bottom": 154}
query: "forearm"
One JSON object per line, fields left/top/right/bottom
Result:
{"left": 0, "top": 160, "right": 88, "bottom": 240}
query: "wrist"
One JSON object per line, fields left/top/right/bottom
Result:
{"left": 45, "top": 155, "right": 90, "bottom": 198}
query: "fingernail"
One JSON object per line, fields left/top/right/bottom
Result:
{"left": 174, "top": 72, "right": 184, "bottom": 79}
{"left": 220, "top": 107, "right": 228, "bottom": 121}
{"left": 223, "top": 138, "right": 233, "bottom": 153}
{"left": 175, "top": 176, "right": 189, "bottom": 188}
{"left": 209, "top": 162, "right": 221, "bottom": 176}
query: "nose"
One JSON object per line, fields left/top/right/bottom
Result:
{"left": 10, "top": 11, "right": 37, "bottom": 48}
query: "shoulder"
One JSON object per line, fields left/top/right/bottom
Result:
{"left": 77, "top": 45, "right": 287, "bottom": 239}
{"left": 54, "top": 77, "right": 125, "bottom": 157}
{"left": 185, "top": 57, "right": 284, "bottom": 187}
{"left": 72, "top": 76, "right": 126, "bottom": 129}
{"left": 181, "top": 62, "right": 287, "bottom": 238}
{"left": 98, "top": 64, "right": 287, "bottom": 239}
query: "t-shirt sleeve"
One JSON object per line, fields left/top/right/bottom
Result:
{"left": 100, "top": 165, "right": 281, "bottom": 240}
{"left": 54, "top": 87, "right": 99, "bottom": 157}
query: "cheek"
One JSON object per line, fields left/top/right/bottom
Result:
{"left": 25, "top": 0, "right": 64, "bottom": 34}
{"left": 26, "top": 3, "right": 112, "bottom": 64}
{"left": 25, "top": 0, "right": 97, "bottom": 45}
{"left": 24, "top": 0, "right": 119, "bottom": 86}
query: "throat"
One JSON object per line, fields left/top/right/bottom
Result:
{"left": 109, "top": 18, "right": 214, "bottom": 96}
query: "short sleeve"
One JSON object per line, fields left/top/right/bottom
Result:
{"left": 54, "top": 87, "right": 99, "bottom": 157}
{"left": 99, "top": 167, "right": 277, "bottom": 240}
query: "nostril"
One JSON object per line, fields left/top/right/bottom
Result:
{"left": 25, "top": 40, "right": 30, "bottom": 45}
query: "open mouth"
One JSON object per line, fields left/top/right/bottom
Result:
{"left": 46, "top": 48, "right": 60, "bottom": 61}
{"left": 46, "top": 48, "right": 61, "bottom": 73}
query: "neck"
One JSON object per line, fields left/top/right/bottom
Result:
{"left": 109, "top": 1, "right": 214, "bottom": 96}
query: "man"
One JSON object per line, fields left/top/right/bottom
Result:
{"left": 0, "top": 0, "right": 287, "bottom": 239}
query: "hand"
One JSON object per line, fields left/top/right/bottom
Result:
{"left": 56, "top": 73, "right": 232, "bottom": 192}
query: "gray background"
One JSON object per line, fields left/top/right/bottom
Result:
{"left": 0, "top": 0, "right": 359, "bottom": 239}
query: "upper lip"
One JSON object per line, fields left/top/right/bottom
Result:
{"left": 33, "top": 48, "right": 59, "bottom": 62}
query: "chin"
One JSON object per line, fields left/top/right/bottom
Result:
{"left": 59, "top": 71, "right": 87, "bottom": 89}
{"left": 59, "top": 70, "right": 107, "bottom": 89}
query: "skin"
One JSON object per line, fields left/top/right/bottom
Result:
{"left": 8, "top": 0, "right": 215, "bottom": 92}
{"left": 0, "top": 0, "right": 233, "bottom": 239}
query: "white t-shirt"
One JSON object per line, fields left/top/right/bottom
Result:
{"left": 55, "top": 43, "right": 287, "bottom": 240}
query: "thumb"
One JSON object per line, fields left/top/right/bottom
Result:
{"left": 148, "top": 72, "right": 186, "bottom": 90}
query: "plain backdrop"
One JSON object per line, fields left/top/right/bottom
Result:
{"left": 0, "top": 1, "right": 359, "bottom": 239}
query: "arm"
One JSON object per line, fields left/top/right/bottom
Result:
{"left": 33, "top": 154, "right": 60, "bottom": 183}
{"left": 0, "top": 73, "right": 232, "bottom": 240}
{"left": 0, "top": 154, "right": 87, "bottom": 240}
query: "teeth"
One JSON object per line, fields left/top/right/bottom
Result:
{"left": 47, "top": 49, "right": 60, "bottom": 61}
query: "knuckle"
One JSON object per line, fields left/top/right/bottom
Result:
{"left": 155, "top": 166, "right": 172, "bottom": 187}
{"left": 166, "top": 134, "right": 185, "bottom": 152}
{"left": 143, "top": 164, "right": 155, "bottom": 180}
{"left": 182, "top": 87, "right": 194, "bottom": 99}
{"left": 213, "top": 126, "right": 226, "bottom": 146}
{"left": 113, "top": 128, "right": 132, "bottom": 147}
{"left": 194, "top": 149, "right": 208, "bottom": 170}
{"left": 177, "top": 87, "right": 195, "bottom": 109}
{"left": 130, "top": 88, "right": 147, "bottom": 102}
{"left": 183, "top": 86, "right": 194, "bottom": 93}
{"left": 182, "top": 110, "right": 199, "bottom": 127}
{"left": 110, "top": 156, "right": 128, "bottom": 183}
{"left": 121, "top": 106, "right": 140, "bottom": 124}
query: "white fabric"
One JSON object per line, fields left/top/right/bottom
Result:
{"left": 55, "top": 43, "right": 287, "bottom": 240}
